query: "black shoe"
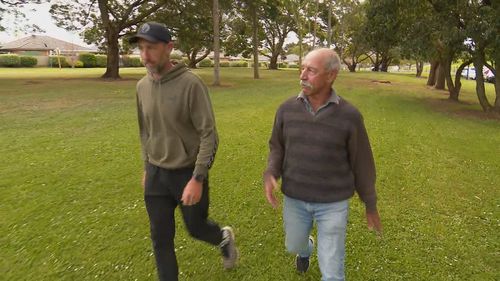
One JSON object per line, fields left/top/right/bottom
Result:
{"left": 295, "top": 255, "right": 310, "bottom": 273}
{"left": 220, "top": 226, "right": 238, "bottom": 269}
{"left": 295, "top": 236, "right": 314, "bottom": 273}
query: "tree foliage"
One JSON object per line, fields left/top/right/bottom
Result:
{"left": 0, "top": 0, "right": 45, "bottom": 34}
{"left": 50, "top": 0, "right": 166, "bottom": 79}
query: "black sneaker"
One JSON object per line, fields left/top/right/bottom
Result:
{"left": 220, "top": 226, "right": 238, "bottom": 269}
{"left": 295, "top": 236, "right": 314, "bottom": 273}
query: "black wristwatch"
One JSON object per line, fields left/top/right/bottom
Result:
{"left": 193, "top": 174, "right": 205, "bottom": 183}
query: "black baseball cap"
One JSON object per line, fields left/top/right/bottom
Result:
{"left": 129, "top": 22, "right": 172, "bottom": 44}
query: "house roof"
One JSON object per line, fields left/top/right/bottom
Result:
{"left": 0, "top": 35, "right": 94, "bottom": 52}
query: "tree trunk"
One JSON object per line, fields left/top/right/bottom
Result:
{"left": 188, "top": 50, "right": 198, "bottom": 68}
{"left": 101, "top": 31, "right": 121, "bottom": 79}
{"left": 343, "top": 57, "right": 356, "bottom": 72}
{"left": 327, "top": 0, "right": 332, "bottom": 47}
{"left": 442, "top": 58, "right": 459, "bottom": 100}
{"left": 380, "top": 53, "right": 391, "bottom": 72}
{"left": 495, "top": 58, "right": 500, "bottom": 112}
{"left": 212, "top": 0, "right": 220, "bottom": 86}
{"left": 450, "top": 60, "right": 472, "bottom": 100}
{"left": 435, "top": 63, "right": 446, "bottom": 90}
{"left": 427, "top": 59, "right": 439, "bottom": 86}
{"left": 371, "top": 53, "right": 381, "bottom": 71}
{"left": 269, "top": 53, "right": 279, "bottom": 70}
{"left": 473, "top": 55, "right": 493, "bottom": 112}
{"left": 312, "top": 0, "right": 319, "bottom": 49}
{"left": 252, "top": 3, "right": 259, "bottom": 79}
{"left": 349, "top": 63, "right": 357, "bottom": 72}
{"left": 416, "top": 60, "right": 423, "bottom": 77}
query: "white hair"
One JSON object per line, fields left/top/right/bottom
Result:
{"left": 306, "top": 48, "right": 341, "bottom": 72}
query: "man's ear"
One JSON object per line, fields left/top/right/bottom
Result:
{"left": 328, "top": 70, "right": 338, "bottom": 83}
{"left": 165, "top": 41, "right": 174, "bottom": 53}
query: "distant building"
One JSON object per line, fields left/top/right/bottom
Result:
{"left": 0, "top": 35, "right": 96, "bottom": 66}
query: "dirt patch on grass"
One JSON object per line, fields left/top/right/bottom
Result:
{"left": 24, "top": 80, "right": 43, "bottom": 85}
{"left": 371, "top": 80, "right": 392, "bottom": 84}
{"left": 424, "top": 98, "right": 500, "bottom": 121}
{"left": 0, "top": 98, "right": 98, "bottom": 114}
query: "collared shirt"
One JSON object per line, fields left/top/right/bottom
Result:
{"left": 297, "top": 88, "right": 340, "bottom": 116}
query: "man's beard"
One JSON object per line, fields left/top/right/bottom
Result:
{"left": 146, "top": 63, "right": 165, "bottom": 75}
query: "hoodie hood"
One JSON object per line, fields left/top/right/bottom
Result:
{"left": 148, "top": 62, "right": 189, "bottom": 84}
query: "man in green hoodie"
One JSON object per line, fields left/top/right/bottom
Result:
{"left": 130, "top": 22, "right": 238, "bottom": 281}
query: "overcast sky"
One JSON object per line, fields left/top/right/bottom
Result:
{"left": 0, "top": 2, "right": 89, "bottom": 46}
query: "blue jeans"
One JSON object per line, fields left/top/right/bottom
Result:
{"left": 283, "top": 195, "right": 349, "bottom": 281}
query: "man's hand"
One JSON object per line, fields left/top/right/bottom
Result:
{"left": 181, "top": 178, "right": 203, "bottom": 206}
{"left": 142, "top": 171, "right": 146, "bottom": 190}
{"left": 264, "top": 174, "right": 279, "bottom": 208}
{"left": 366, "top": 209, "right": 382, "bottom": 237}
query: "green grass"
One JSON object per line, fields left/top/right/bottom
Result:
{"left": 1, "top": 67, "right": 499, "bottom": 281}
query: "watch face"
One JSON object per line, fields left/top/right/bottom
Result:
{"left": 194, "top": 174, "right": 205, "bottom": 182}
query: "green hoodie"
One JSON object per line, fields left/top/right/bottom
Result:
{"left": 136, "top": 63, "right": 218, "bottom": 177}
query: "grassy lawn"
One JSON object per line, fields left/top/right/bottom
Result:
{"left": 0, "top": 67, "right": 498, "bottom": 281}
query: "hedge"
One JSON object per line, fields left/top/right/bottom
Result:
{"left": 198, "top": 58, "right": 213, "bottom": 67}
{"left": 229, "top": 61, "right": 248, "bottom": 67}
{"left": 49, "top": 56, "right": 70, "bottom": 68}
{"left": 0, "top": 54, "right": 21, "bottom": 67}
{"left": 278, "top": 62, "right": 288, "bottom": 68}
{"left": 74, "top": 60, "right": 84, "bottom": 68}
{"left": 78, "top": 53, "right": 97, "bottom": 68}
{"left": 20, "top": 56, "right": 38, "bottom": 67}
{"left": 170, "top": 53, "right": 182, "bottom": 60}
{"left": 122, "top": 56, "right": 143, "bottom": 67}
{"left": 95, "top": 55, "right": 107, "bottom": 67}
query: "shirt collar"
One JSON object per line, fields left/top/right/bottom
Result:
{"left": 297, "top": 88, "right": 340, "bottom": 105}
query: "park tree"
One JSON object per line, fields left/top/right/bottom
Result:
{"left": 321, "top": 0, "right": 369, "bottom": 72}
{"left": 425, "top": 0, "right": 472, "bottom": 100}
{"left": 224, "top": 0, "right": 295, "bottom": 70}
{"left": 224, "top": 0, "right": 266, "bottom": 78}
{"left": 399, "top": 0, "right": 435, "bottom": 77}
{"left": 50, "top": 0, "right": 166, "bottom": 79}
{"left": 213, "top": 0, "right": 220, "bottom": 85}
{"left": 151, "top": 1, "right": 215, "bottom": 69}
{"left": 261, "top": 0, "right": 296, "bottom": 69}
{"left": 465, "top": 0, "right": 499, "bottom": 112}
{"left": 285, "top": 0, "right": 310, "bottom": 71}
{"left": 363, "top": 0, "right": 402, "bottom": 72}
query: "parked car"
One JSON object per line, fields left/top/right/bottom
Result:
{"left": 461, "top": 66, "right": 495, "bottom": 83}
{"left": 461, "top": 67, "right": 476, "bottom": 80}
{"left": 483, "top": 68, "right": 495, "bottom": 83}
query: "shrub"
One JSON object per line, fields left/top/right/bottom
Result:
{"left": 170, "top": 53, "right": 183, "bottom": 64}
{"left": 78, "top": 53, "right": 97, "bottom": 68}
{"left": 95, "top": 55, "right": 107, "bottom": 67}
{"left": 278, "top": 62, "right": 288, "bottom": 68}
{"left": 229, "top": 61, "right": 248, "bottom": 67}
{"left": 122, "top": 56, "right": 143, "bottom": 67}
{"left": 182, "top": 58, "right": 190, "bottom": 65}
{"left": 74, "top": 60, "right": 84, "bottom": 68}
{"left": 170, "top": 53, "right": 182, "bottom": 60}
{"left": 198, "top": 58, "right": 213, "bottom": 67}
{"left": 250, "top": 62, "right": 268, "bottom": 68}
{"left": 288, "top": 63, "right": 299, "bottom": 69}
{"left": 0, "top": 54, "right": 21, "bottom": 67}
{"left": 219, "top": 61, "right": 230, "bottom": 67}
{"left": 19, "top": 56, "right": 38, "bottom": 67}
{"left": 49, "top": 56, "right": 70, "bottom": 68}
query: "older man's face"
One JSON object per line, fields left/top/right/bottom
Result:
{"left": 299, "top": 52, "right": 336, "bottom": 96}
